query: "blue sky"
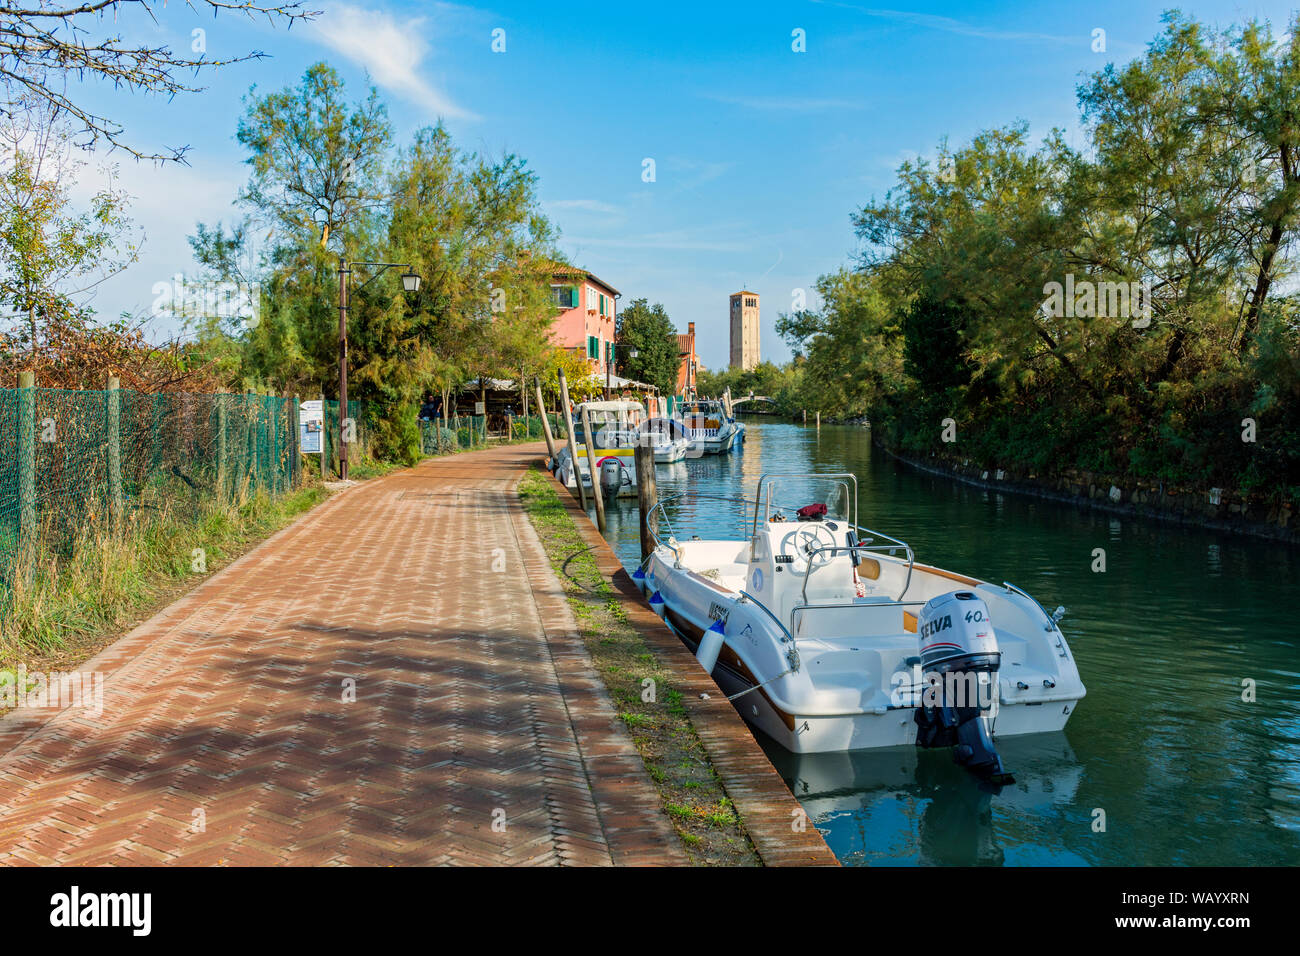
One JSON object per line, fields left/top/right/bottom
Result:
{"left": 69, "top": 0, "right": 1298, "bottom": 369}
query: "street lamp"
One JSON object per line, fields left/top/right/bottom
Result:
{"left": 608, "top": 344, "right": 639, "bottom": 399}
{"left": 336, "top": 258, "right": 421, "bottom": 481}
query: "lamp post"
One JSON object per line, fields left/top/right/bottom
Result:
{"left": 336, "top": 257, "right": 421, "bottom": 480}
{"left": 608, "top": 344, "right": 638, "bottom": 399}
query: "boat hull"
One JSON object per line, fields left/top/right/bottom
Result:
{"left": 555, "top": 449, "right": 638, "bottom": 498}
{"left": 687, "top": 426, "right": 739, "bottom": 456}
{"left": 650, "top": 555, "right": 1083, "bottom": 755}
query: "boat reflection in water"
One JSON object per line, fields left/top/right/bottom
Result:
{"left": 761, "top": 731, "right": 1085, "bottom": 866}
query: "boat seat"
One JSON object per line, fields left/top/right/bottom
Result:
{"left": 793, "top": 602, "right": 913, "bottom": 640}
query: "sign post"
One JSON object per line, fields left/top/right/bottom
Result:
{"left": 300, "top": 399, "right": 324, "bottom": 474}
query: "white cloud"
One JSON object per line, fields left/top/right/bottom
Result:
{"left": 312, "top": 3, "right": 475, "bottom": 120}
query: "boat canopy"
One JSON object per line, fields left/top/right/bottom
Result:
{"left": 578, "top": 400, "right": 644, "bottom": 413}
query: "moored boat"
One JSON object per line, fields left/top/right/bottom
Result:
{"left": 553, "top": 400, "right": 644, "bottom": 499}
{"left": 679, "top": 399, "right": 741, "bottom": 455}
{"left": 642, "top": 472, "right": 1086, "bottom": 780}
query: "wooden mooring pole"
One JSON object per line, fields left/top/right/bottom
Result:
{"left": 634, "top": 439, "right": 657, "bottom": 564}
{"left": 534, "top": 379, "right": 557, "bottom": 461}
{"left": 579, "top": 405, "right": 607, "bottom": 534}
{"left": 557, "top": 370, "right": 589, "bottom": 512}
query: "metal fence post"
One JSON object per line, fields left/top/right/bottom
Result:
{"left": 250, "top": 390, "right": 260, "bottom": 492}
{"left": 291, "top": 394, "right": 301, "bottom": 487}
{"left": 17, "top": 370, "right": 36, "bottom": 547}
{"left": 216, "top": 391, "right": 228, "bottom": 501}
{"left": 107, "top": 375, "right": 123, "bottom": 524}
{"left": 319, "top": 390, "right": 329, "bottom": 479}
{"left": 269, "top": 394, "right": 279, "bottom": 496}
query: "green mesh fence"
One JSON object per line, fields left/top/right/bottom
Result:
{"left": 318, "top": 399, "right": 367, "bottom": 476}
{"left": 0, "top": 386, "right": 300, "bottom": 593}
{"left": 418, "top": 414, "right": 567, "bottom": 456}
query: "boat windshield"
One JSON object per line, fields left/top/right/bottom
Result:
{"left": 750, "top": 472, "right": 859, "bottom": 533}
{"left": 573, "top": 402, "right": 644, "bottom": 444}
{"left": 681, "top": 401, "right": 722, "bottom": 415}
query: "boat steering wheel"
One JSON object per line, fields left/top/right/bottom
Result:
{"left": 781, "top": 525, "right": 837, "bottom": 570}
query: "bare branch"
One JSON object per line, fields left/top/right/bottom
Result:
{"left": 0, "top": 0, "right": 318, "bottom": 161}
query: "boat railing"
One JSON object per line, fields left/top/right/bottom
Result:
{"left": 799, "top": 538, "right": 916, "bottom": 606}
{"left": 647, "top": 490, "right": 850, "bottom": 565}
{"left": 645, "top": 492, "right": 752, "bottom": 563}
{"left": 1001, "top": 581, "right": 1062, "bottom": 633}
{"left": 738, "top": 590, "right": 801, "bottom": 674}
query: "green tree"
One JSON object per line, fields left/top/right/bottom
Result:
{"left": 616, "top": 298, "right": 679, "bottom": 394}
{"left": 787, "top": 13, "right": 1300, "bottom": 499}
{"left": 0, "top": 110, "right": 138, "bottom": 368}
{"left": 192, "top": 71, "right": 558, "bottom": 464}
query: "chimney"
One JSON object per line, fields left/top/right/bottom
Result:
{"left": 688, "top": 321, "right": 695, "bottom": 337}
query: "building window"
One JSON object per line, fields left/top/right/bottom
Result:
{"left": 587, "top": 335, "right": 599, "bottom": 360}
{"left": 551, "top": 285, "right": 577, "bottom": 309}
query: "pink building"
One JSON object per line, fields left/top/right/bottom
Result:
{"left": 676, "top": 321, "right": 698, "bottom": 396}
{"left": 548, "top": 263, "right": 620, "bottom": 377}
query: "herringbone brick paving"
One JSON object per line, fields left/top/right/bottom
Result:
{"left": 0, "top": 444, "right": 685, "bottom": 866}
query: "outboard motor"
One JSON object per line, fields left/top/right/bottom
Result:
{"left": 914, "top": 591, "right": 1014, "bottom": 784}
{"left": 598, "top": 457, "right": 625, "bottom": 497}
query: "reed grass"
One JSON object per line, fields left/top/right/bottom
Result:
{"left": 0, "top": 481, "right": 326, "bottom": 670}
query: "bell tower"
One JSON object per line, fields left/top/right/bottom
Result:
{"left": 729, "top": 291, "right": 760, "bottom": 370}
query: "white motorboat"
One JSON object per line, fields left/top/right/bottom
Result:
{"left": 553, "top": 401, "right": 693, "bottom": 497}
{"left": 641, "top": 472, "right": 1085, "bottom": 780}
{"left": 554, "top": 400, "right": 643, "bottom": 499}
{"left": 679, "top": 399, "right": 741, "bottom": 455}
{"left": 638, "top": 418, "right": 693, "bottom": 463}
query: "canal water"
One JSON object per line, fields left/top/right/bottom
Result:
{"left": 593, "top": 419, "right": 1300, "bottom": 866}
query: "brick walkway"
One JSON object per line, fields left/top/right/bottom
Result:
{"left": 0, "top": 444, "right": 685, "bottom": 866}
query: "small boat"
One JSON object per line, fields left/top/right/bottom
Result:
{"left": 555, "top": 405, "right": 699, "bottom": 498}
{"left": 679, "top": 399, "right": 741, "bottom": 455}
{"left": 641, "top": 417, "right": 694, "bottom": 463}
{"left": 642, "top": 472, "right": 1085, "bottom": 781}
